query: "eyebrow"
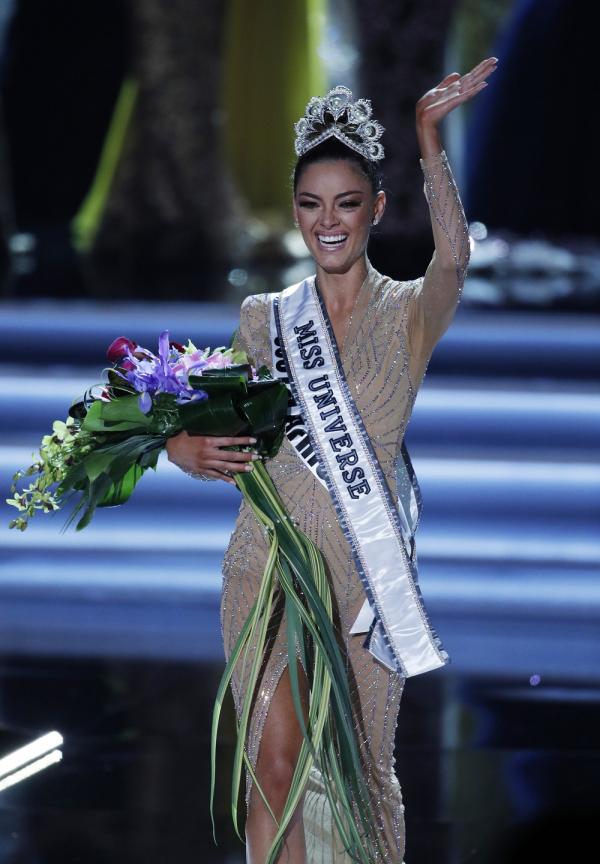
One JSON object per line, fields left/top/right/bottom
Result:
{"left": 297, "top": 190, "right": 364, "bottom": 200}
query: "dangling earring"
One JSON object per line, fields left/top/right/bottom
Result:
{"left": 372, "top": 216, "right": 379, "bottom": 226}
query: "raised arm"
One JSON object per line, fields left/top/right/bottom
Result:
{"left": 408, "top": 56, "right": 497, "bottom": 360}
{"left": 410, "top": 149, "right": 470, "bottom": 354}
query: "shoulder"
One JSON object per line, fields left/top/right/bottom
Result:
{"left": 238, "top": 281, "right": 304, "bottom": 323}
{"left": 239, "top": 291, "right": 271, "bottom": 313}
{"left": 238, "top": 292, "right": 271, "bottom": 326}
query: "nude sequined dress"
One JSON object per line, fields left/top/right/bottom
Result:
{"left": 219, "top": 150, "right": 470, "bottom": 862}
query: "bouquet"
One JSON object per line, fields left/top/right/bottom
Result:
{"left": 7, "top": 331, "right": 287, "bottom": 532}
{"left": 6, "top": 331, "right": 387, "bottom": 863}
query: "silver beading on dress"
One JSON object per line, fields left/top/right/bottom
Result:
{"left": 294, "top": 84, "right": 385, "bottom": 162}
{"left": 183, "top": 467, "right": 215, "bottom": 481}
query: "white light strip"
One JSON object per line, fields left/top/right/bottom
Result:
{"left": 0, "top": 376, "right": 100, "bottom": 397}
{"left": 0, "top": 561, "right": 597, "bottom": 605}
{"left": 0, "top": 302, "right": 234, "bottom": 326}
{"left": 0, "top": 525, "right": 231, "bottom": 551}
{"left": 0, "top": 730, "right": 63, "bottom": 779}
{"left": 0, "top": 750, "right": 63, "bottom": 792}
{"left": 0, "top": 561, "right": 221, "bottom": 590}
{"left": 0, "top": 447, "right": 174, "bottom": 470}
{"left": 416, "top": 458, "right": 600, "bottom": 485}
{"left": 423, "top": 575, "right": 600, "bottom": 606}
{"left": 1, "top": 376, "right": 599, "bottom": 413}
{"left": 419, "top": 534, "right": 600, "bottom": 564}
{"left": 0, "top": 529, "right": 596, "bottom": 565}
{"left": 1, "top": 447, "right": 599, "bottom": 485}
{"left": 416, "top": 388, "right": 600, "bottom": 414}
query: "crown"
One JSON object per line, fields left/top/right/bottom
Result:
{"left": 294, "top": 85, "right": 385, "bottom": 162}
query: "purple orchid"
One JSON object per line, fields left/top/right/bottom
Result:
{"left": 109, "top": 331, "right": 256, "bottom": 415}
{"left": 114, "top": 330, "right": 208, "bottom": 414}
{"left": 138, "top": 391, "right": 153, "bottom": 414}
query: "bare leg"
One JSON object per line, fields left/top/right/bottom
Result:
{"left": 246, "top": 659, "right": 311, "bottom": 864}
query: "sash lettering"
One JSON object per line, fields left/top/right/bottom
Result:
{"left": 269, "top": 277, "right": 449, "bottom": 678}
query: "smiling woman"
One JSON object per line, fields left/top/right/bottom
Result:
{"left": 293, "top": 136, "right": 384, "bottom": 256}
{"left": 291, "top": 138, "right": 387, "bottom": 345}
{"left": 294, "top": 153, "right": 381, "bottom": 253}
{"left": 168, "top": 70, "right": 494, "bottom": 863}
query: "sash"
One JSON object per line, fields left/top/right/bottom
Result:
{"left": 268, "top": 276, "right": 449, "bottom": 678}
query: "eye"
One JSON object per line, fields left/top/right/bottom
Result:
{"left": 340, "top": 200, "right": 361, "bottom": 209}
{"left": 298, "top": 201, "right": 318, "bottom": 209}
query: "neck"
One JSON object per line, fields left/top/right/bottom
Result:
{"left": 315, "top": 254, "right": 369, "bottom": 312}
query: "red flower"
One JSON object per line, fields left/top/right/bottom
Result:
{"left": 169, "top": 339, "right": 185, "bottom": 353}
{"left": 107, "top": 336, "right": 137, "bottom": 364}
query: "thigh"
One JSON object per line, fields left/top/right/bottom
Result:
{"left": 254, "top": 657, "right": 311, "bottom": 781}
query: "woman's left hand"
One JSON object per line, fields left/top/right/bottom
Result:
{"left": 416, "top": 56, "right": 498, "bottom": 133}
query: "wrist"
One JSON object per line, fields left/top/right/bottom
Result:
{"left": 416, "top": 124, "right": 443, "bottom": 160}
{"left": 419, "top": 149, "right": 447, "bottom": 169}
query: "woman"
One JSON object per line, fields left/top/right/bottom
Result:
{"left": 167, "top": 57, "right": 496, "bottom": 863}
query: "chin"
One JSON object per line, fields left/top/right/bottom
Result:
{"left": 317, "top": 259, "right": 353, "bottom": 275}
{"left": 312, "top": 246, "right": 362, "bottom": 275}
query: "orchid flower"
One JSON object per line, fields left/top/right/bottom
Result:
{"left": 110, "top": 331, "right": 256, "bottom": 414}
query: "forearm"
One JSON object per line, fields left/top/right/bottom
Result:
{"left": 406, "top": 130, "right": 471, "bottom": 359}
{"left": 417, "top": 127, "right": 471, "bottom": 290}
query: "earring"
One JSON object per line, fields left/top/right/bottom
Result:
{"left": 372, "top": 216, "right": 379, "bottom": 226}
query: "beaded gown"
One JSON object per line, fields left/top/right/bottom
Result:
{"left": 219, "top": 150, "right": 470, "bottom": 862}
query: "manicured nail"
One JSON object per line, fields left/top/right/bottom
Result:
{"left": 251, "top": 454, "right": 260, "bottom": 460}
{"left": 249, "top": 437, "right": 257, "bottom": 443}
{"left": 245, "top": 464, "right": 254, "bottom": 471}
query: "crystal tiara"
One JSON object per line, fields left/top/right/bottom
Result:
{"left": 294, "top": 85, "right": 385, "bottom": 162}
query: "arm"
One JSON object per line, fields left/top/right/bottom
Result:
{"left": 408, "top": 147, "right": 471, "bottom": 358}
{"left": 408, "top": 56, "right": 497, "bottom": 360}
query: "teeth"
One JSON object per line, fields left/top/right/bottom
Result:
{"left": 318, "top": 234, "right": 347, "bottom": 244}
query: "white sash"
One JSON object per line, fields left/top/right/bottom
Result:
{"left": 269, "top": 276, "right": 449, "bottom": 678}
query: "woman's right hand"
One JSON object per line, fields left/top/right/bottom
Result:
{"left": 165, "top": 430, "right": 259, "bottom": 485}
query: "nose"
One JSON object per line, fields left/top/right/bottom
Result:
{"left": 319, "top": 206, "right": 339, "bottom": 229}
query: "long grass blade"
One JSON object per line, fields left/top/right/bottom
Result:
{"left": 209, "top": 461, "right": 385, "bottom": 862}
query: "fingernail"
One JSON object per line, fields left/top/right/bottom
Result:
{"left": 245, "top": 464, "right": 254, "bottom": 471}
{"left": 249, "top": 437, "right": 257, "bottom": 443}
{"left": 251, "top": 454, "right": 260, "bottom": 460}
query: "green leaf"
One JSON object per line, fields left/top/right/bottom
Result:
{"left": 77, "top": 435, "right": 158, "bottom": 482}
{"left": 239, "top": 382, "right": 289, "bottom": 455}
{"left": 140, "top": 448, "right": 160, "bottom": 471}
{"left": 188, "top": 372, "right": 248, "bottom": 395}
{"left": 202, "top": 364, "right": 252, "bottom": 379}
{"left": 229, "top": 349, "right": 250, "bottom": 365}
{"left": 98, "top": 462, "right": 145, "bottom": 506}
{"left": 257, "top": 365, "right": 274, "bottom": 380}
{"left": 212, "top": 462, "right": 387, "bottom": 864}
{"left": 179, "top": 393, "right": 247, "bottom": 436}
{"left": 58, "top": 460, "right": 93, "bottom": 496}
{"left": 82, "top": 450, "right": 118, "bottom": 482}
{"left": 81, "top": 395, "right": 153, "bottom": 433}
{"left": 74, "top": 473, "right": 113, "bottom": 531}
